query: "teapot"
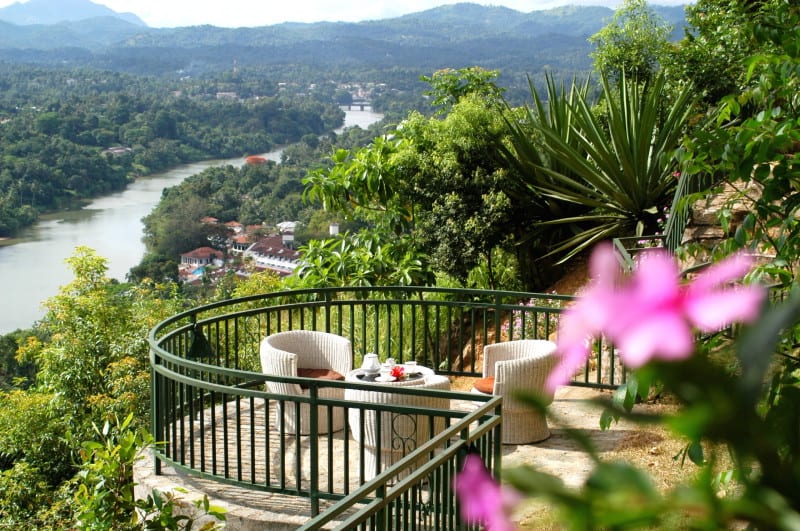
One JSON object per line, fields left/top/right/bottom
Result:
{"left": 361, "top": 353, "right": 380, "bottom": 374}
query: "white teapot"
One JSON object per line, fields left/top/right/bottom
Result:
{"left": 361, "top": 353, "right": 380, "bottom": 374}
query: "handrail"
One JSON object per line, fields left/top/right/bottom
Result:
{"left": 149, "top": 286, "right": 619, "bottom": 387}
{"left": 298, "top": 398, "right": 503, "bottom": 530}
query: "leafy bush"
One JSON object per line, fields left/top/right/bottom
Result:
{"left": 74, "top": 413, "right": 226, "bottom": 530}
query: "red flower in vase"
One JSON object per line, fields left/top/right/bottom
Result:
{"left": 390, "top": 365, "right": 405, "bottom": 379}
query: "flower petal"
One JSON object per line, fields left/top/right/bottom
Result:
{"left": 685, "top": 286, "right": 765, "bottom": 332}
{"left": 589, "top": 242, "right": 623, "bottom": 286}
{"left": 689, "top": 253, "right": 754, "bottom": 293}
{"left": 455, "top": 454, "right": 504, "bottom": 522}
{"left": 548, "top": 302, "right": 604, "bottom": 392}
{"left": 547, "top": 339, "right": 591, "bottom": 393}
{"left": 454, "top": 454, "right": 519, "bottom": 530}
{"left": 631, "top": 250, "right": 681, "bottom": 303}
{"left": 616, "top": 312, "right": 694, "bottom": 368}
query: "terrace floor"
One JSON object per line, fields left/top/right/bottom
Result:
{"left": 134, "top": 385, "right": 632, "bottom": 530}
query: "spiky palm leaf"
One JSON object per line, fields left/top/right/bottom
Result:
{"left": 503, "top": 72, "right": 697, "bottom": 262}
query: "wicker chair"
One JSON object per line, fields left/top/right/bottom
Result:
{"left": 473, "top": 339, "right": 558, "bottom": 444}
{"left": 260, "top": 330, "right": 352, "bottom": 435}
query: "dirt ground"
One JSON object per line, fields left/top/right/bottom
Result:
{"left": 509, "top": 387, "right": 689, "bottom": 529}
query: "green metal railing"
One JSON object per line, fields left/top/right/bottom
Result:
{"left": 148, "top": 286, "right": 626, "bottom": 527}
{"left": 150, "top": 286, "right": 625, "bottom": 389}
{"left": 298, "top": 398, "right": 502, "bottom": 530}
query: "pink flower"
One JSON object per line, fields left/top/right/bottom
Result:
{"left": 454, "top": 453, "right": 520, "bottom": 531}
{"left": 546, "top": 243, "right": 765, "bottom": 392}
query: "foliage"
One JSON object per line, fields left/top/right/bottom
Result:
{"left": 394, "top": 96, "right": 519, "bottom": 288}
{"left": 0, "top": 461, "right": 69, "bottom": 527}
{"left": 291, "top": 228, "right": 432, "bottom": 288}
{"left": 680, "top": 0, "right": 800, "bottom": 281}
{"left": 0, "top": 330, "right": 36, "bottom": 389}
{"left": 28, "top": 247, "right": 183, "bottom": 437}
{"left": 304, "top": 87, "right": 557, "bottom": 289}
{"left": 588, "top": 0, "right": 674, "bottom": 83}
{"left": 0, "top": 390, "right": 74, "bottom": 486}
{"left": 420, "top": 66, "right": 505, "bottom": 115}
{"left": 127, "top": 253, "right": 180, "bottom": 284}
{"left": 0, "top": 246, "right": 192, "bottom": 527}
{"left": 225, "top": 270, "right": 284, "bottom": 299}
{"left": 74, "top": 413, "right": 226, "bottom": 530}
{"left": 666, "top": 0, "right": 782, "bottom": 105}
{"left": 501, "top": 72, "right": 697, "bottom": 263}
{"left": 0, "top": 63, "right": 341, "bottom": 237}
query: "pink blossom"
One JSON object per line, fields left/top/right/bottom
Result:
{"left": 454, "top": 453, "right": 520, "bottom": 531}
{"left": 546, "top": 243, "right": 765, "bottom": 392}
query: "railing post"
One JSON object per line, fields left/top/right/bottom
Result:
{"left": 494, "top": 292, "right": 502, "bottom": 346}
{"left": 150, "top": 346, "right": 162, "bottom": 475}
{"left": 309, "top": 385, "right": 320, "bottom": 516}
{"left": 324, "top": 289, "right": 332, "bottom": 333}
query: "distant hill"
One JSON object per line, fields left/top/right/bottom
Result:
{"left": 0, "top": 2, "right": 688, "bottom": 78}
{"left": 0, "top": 0, "right": 145, "bottom": 26}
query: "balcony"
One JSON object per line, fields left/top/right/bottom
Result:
{"left": 144, "top": 286, "right": 625, "bottom": 528}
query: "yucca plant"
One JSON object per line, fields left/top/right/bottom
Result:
{"left": 502, "top": 72, "right": 698, "bottom": 263}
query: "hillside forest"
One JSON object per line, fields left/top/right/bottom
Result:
{"left": 0, "top": 0, "right": 799, "bottom": 529}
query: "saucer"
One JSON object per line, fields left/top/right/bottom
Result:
{"left": 374, "top": 375, "right": 396, "bottom": 382}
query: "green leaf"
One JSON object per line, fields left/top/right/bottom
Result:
{"left": 687, "top": 441, "right": 705, "bottom": 465}
{"left": 737, "top": 289, "right": 800, "bottom": 406}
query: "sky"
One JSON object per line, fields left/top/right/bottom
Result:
{"left": 0, "top": 0, "right": 689, "bottom": 28}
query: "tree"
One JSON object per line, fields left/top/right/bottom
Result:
{"left": 0, "top": 247, "right": 184, "bottom": 527}
{"left": 142, "top": 194, "right": 216, "bottom": 259}
{"left": 421, "top": 66, "right": 505, "bottom": 115}
{"left": 667, "top": 0, "right": 781, "bottom": 104}
{"left": 680, "top": 0, "right": 800, "bottom": 281}
{"left": 589, "top": 0, "right": 673, "bottom": 83}
{"left": 33, "top": 247, "right": 183, "bottom": 433}
{"left": 303, "top": 90, "right": 519, "bottom": 289}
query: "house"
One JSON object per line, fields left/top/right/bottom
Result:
{"left": 225, "top": 221, "right": 244, "bottom": 234}
{"left": 244, "top": 234, "right": 301, "bottom": 276}
{"left": 180, "top": 247, "right": 224, "bottom": 267}
{"left": 230, "top": 233, "right": 252, "bottom": 254}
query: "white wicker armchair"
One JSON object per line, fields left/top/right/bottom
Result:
{"left": 474, "top": 339, "right": 558, "bottom": 444}
{"left": 259, "top": 330, "right": 352, "bottom": 435}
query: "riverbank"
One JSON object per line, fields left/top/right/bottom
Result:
{"left": 0, "top": 109, "right": 384, "bottom": 334}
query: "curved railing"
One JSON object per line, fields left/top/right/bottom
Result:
{"left": 149, "top": 286, "right": 623, "bottom": 388}
{"left": 147, "top": 286, "right": 625, "bottom": 524}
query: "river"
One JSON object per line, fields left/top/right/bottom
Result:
{"left": 0, "top": 109, "right": 383, "bottom": 333}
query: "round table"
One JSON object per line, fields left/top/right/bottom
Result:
{"left": 344, "top": 365, "right": 451, "bottom": 480}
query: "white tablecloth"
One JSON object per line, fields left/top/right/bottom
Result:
{"left": 344, "top": 365, "right": 450, "bottom": 480}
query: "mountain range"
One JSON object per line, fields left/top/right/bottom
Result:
{"left": 0, "top": 0, "right": 688, "bottom": 77}
{"left": 0, "top": 0, "right": 144, "bottom": 26}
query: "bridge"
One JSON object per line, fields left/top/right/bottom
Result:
{"left": 341, "top": 98, "right": 372, "bottom": 111}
